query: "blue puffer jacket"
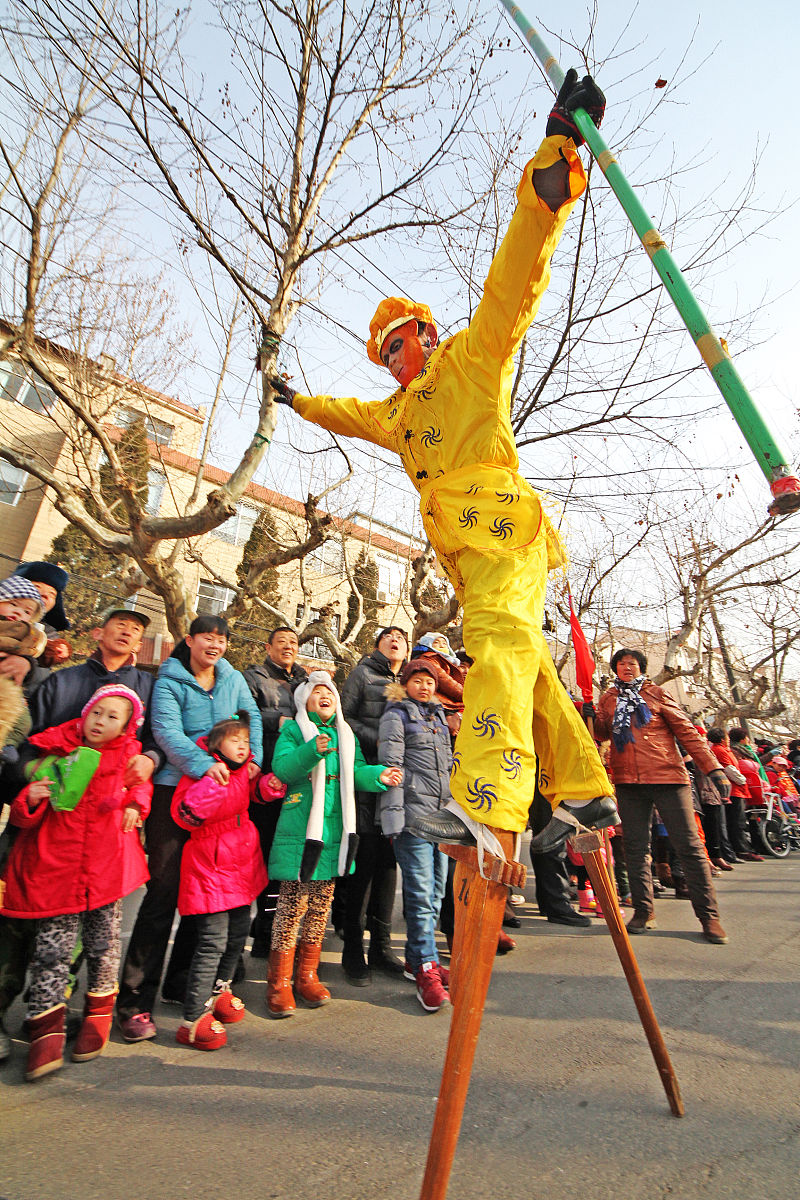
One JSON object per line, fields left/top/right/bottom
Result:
{"left": 377, "top": 687, "right": 452, "bottom": 838}
{"left": 151, "top": 656, "right": 263, "bottom": 786}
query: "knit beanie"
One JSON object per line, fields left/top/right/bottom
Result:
{"left": 399, "top": 659, "right": 439, "bottom": 687}
{"left": 0, "top": 576, "right": 45, "bottom": 620}
{"left": 13, "top": 561, "right": 70, "bottom": 630}
{"left": 81, "top": 684, "right": 145, "bottom": 731}
{"left": 415, "top": 631, "right": 459, "bottom": 665}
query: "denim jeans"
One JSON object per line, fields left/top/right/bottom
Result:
{"left": 392, "top": 831, "right": 447, "bottom": 972}
{"left": 183, "top": 905, "right": 251, "bottom": 1022}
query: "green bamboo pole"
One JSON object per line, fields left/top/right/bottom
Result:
{"left": 499, "top": 1, "right": 800, "bottom": 515}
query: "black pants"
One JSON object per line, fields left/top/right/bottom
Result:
{"left": 117, "top": 785, "right": 191, "bottom": 1020}
{"left": 341, "top": 830, "right": 397, "bottom": 945}
{"left": 616, "top": 783, "right": 718, "bottom": 923}
{"left": 249, "top": 799, "right": 283, "bottom": 936}
{"left": 724, "top": 796, "right": 753, "bottom": 857}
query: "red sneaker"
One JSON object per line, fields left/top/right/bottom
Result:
{"left": 415, "top": 962, "right": 449, "bottom": 1012}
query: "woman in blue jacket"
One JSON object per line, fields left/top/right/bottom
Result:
{"left": 116, "top": 615, "right": 262, "bottom": 1042}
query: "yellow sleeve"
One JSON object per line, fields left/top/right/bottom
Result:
{"left": 293, "top": 391, "right": 398, "bottom": 452}
{"left": 465, "top": 135, "right": 587, "bottom": 375}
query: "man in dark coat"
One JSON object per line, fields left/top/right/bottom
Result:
{"left": 243, "top": 626, "right": 308, "bottom": 955}
{"left": 338, "top": 626, "right": 408, "bottom": 984}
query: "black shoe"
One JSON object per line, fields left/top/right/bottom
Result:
{"left": 407, "top": 809, "right": 475, "bottom": 846}
{"left": 502, "top": 913, "right": 522, "bottom": 929}
{"left": 367, "top": 921, "right": 406, "bottom": 976}
{"left": 546, "top": 909, "right": 592, "bottom": 928}
{"left": 530, "top": 796, "right": 618, "bottom": 855}
{"left": 249, "top": 938, "right": 270, "bottom": 959}
{"left": 341, "top": 942, "right": 370, "bottom": 986}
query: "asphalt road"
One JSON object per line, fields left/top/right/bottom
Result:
{"left": 2, "top": 853, "right": 799, "bottom": 1200}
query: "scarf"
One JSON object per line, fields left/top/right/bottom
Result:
{"left": 293, "top": 671, "right": 357, "bottom": 879}
{"left": 612, "top": 676, "right": 652, "bottom": 751}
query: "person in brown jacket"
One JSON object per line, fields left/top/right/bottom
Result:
{"left": 593, "top": 648, "right": 731, "bottom": 944}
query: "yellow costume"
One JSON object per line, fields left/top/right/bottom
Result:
{"left": 293, "top": 135, "right": 612, "bottom": 832}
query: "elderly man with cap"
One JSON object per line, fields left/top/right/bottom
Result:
{"left": 269, "top": 72, "right": 616, "bottom": 857}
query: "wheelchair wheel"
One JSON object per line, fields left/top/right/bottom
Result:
{"left": 759, "top": 815, "right": 791, "bottom": 858}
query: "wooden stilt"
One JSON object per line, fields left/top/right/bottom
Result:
{"left": 572, "top": 828, "right": 685, "bottom": 1117}
{"left": 418, "top": 831, "right": 525, "bottom": 1200}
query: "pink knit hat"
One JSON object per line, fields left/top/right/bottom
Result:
{"left": 81, "top": 684, "right": 145, "bottom": 730}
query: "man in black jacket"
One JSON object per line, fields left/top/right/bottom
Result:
{"left": 243, "top": 626, "right": 308, "bottom": 955}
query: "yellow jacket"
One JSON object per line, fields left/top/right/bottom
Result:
{"left": 294, "top": 135, "right": 587, "bottom": 591}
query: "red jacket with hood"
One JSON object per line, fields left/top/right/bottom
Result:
{"left": 171, "top": 738, "right": 268, "bottom": 916}
{"left": 1, "top": 718, "right": 151, "bottom": 919}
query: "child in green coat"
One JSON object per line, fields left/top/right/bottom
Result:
{"left": 267, "top": 670, "right": 401, "bottom": 1017}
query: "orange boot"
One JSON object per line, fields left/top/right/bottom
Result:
{"left": 294, "top": 942, "right": 331, "bottom": 1007}
{"left": 267, "top": 948, "right": 296, "bottom": 1018}
{"left": 26, "top": 1003, "right": 66, "bottom": 1081}
{"left": 72, "top": 988, "right": 117, "bottom": 1062}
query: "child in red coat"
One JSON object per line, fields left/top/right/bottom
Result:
{"left": 1, "top": 684, "right": 151, "bottom": 1080}
{"left": 170, "top": 713, "right": 268, "bottom": 1051}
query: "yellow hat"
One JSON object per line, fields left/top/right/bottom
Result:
{"left": 366, "top": 297, "right": 435, "bottom": 367}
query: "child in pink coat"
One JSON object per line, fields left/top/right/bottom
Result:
{"left": 1, "top": 684, "right": 151, "bottom": 1080}
{"left": 170, "top": 712, "right": 268, "bottom": 1051}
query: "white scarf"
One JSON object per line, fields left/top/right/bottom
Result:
{"left": 293, "top": 670, "right": 357, "bottom": 876}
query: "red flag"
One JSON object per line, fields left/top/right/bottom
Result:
{"left": 568, "top": 591, "right": 595, "bottom": 702}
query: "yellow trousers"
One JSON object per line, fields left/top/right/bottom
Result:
{"left": 453, "top": 540, "right": 612, "bottom": 833}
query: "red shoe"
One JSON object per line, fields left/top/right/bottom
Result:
{"left": 212, "top": 990, "right": 246, "bottom": 1024}
{"left": 436, "top": 962, "right": 450, "bottom": 988}
{"left": 740, "top": 852, "right": 764, "bottom": 862}
{"left": 176, "top": 1012, "right": 227, "bottom": 1051}
{"left": 496, "top": 930, "right": 516, "bottom": 955}
{"left": 415, "top": 962, "right": 449, "bottom": 1012}
{"left": 72, "top": 989, "right": 117, "bottom": 1061}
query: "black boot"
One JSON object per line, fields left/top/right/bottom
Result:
{"left": 367, "top": 919, "right": 405, "bottom": 976}
{"left": 341, "top": 936, "right": 370, "bottom": 986}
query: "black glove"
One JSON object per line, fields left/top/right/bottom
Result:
{"left": 581, "top": 701, "right": 596, "bottom": 719}
{"left": 709, "top": 769, "right": 732, "bottom": 800}
{"left": 268, "top": 375, "right": 297, "bottom": 407}
{"left": 546, "top": 69, "right": 606, "bottom": 146}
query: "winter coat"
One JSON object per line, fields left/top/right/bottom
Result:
{"left": 150, "top": 655, "right": 263, "bottom": 787}
{"left": 709, "top": 743, "right": 749, "bottom": 798}
{"left": 243, "top": 658, "right": 308, "bottom": 770}
{"left": 1, "top": 718, "right": 151, "bottom": 919}
{"left": 340, "top": 648, "right": 402, "bottom": 830}
{"left": 170, "top": 739, "right": 268, "bottom": 916}
{"left": 270, "top": 713, "right": 386, "bottom": 881}
{"left": 594, "top": 681, "right": 721, "bottom": 786}
{"left": 738, "top": 757, "right": 765, "bottom": 804}
{"left": 27, "top": 652, "right": 155, "bottom": 736}
{"left": 377, "top": 687, "right": 453, "bottom": 838}
{"left": 409, "top": 646, "right": 466, "bottom": 737}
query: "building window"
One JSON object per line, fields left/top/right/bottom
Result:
{"left": 196, "top": 580, "right": 235, "bottom": 616}
{"left": 0, "top": 362, "right": 57, "bottom": 412}
{"left": 117, "top": 405, "right": 174, "bottom": 447}
{"left": 0, "top": 461, "right": 28, "bottom": 506}
{"left": 146, "top": 469, "right": 167, "bottom": 516}
{"left": 211, "top": 502, "right": 259, "bottom": 547}
{"left": 376, "top": 554, "right": 406, "bottom": 599}
{"left": 307, "top": 540, "right": 344, "bottom": 575}
{"left": 300, "top": 609, "right": 340, "bottom": 660}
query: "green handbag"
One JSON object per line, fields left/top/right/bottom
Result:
{"left": 26, "top": 747, "right": 102, "bottom": 812}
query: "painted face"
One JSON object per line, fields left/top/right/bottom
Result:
{"left": 217, "top": 728, "right": 250, "bottom": 764}
{"left": 405, "top": 671, "right": 436, "bottom": 703}
{"left": 83, "top": 697, "right": 132, "bottom": 746}
{"left": 380, "top": 320, "right": 433, "bottom": 387}
{"left": 615, "top": 654, "right": 642, "bottom": 683}
{"left": 306, "top": 684, "right": 336, "bottom": 719}
{"left": 0, "top": 596, "right": 41, "bottom": 622}
{"left": 268, "top": 630, "right": 299, "bottom": 668}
